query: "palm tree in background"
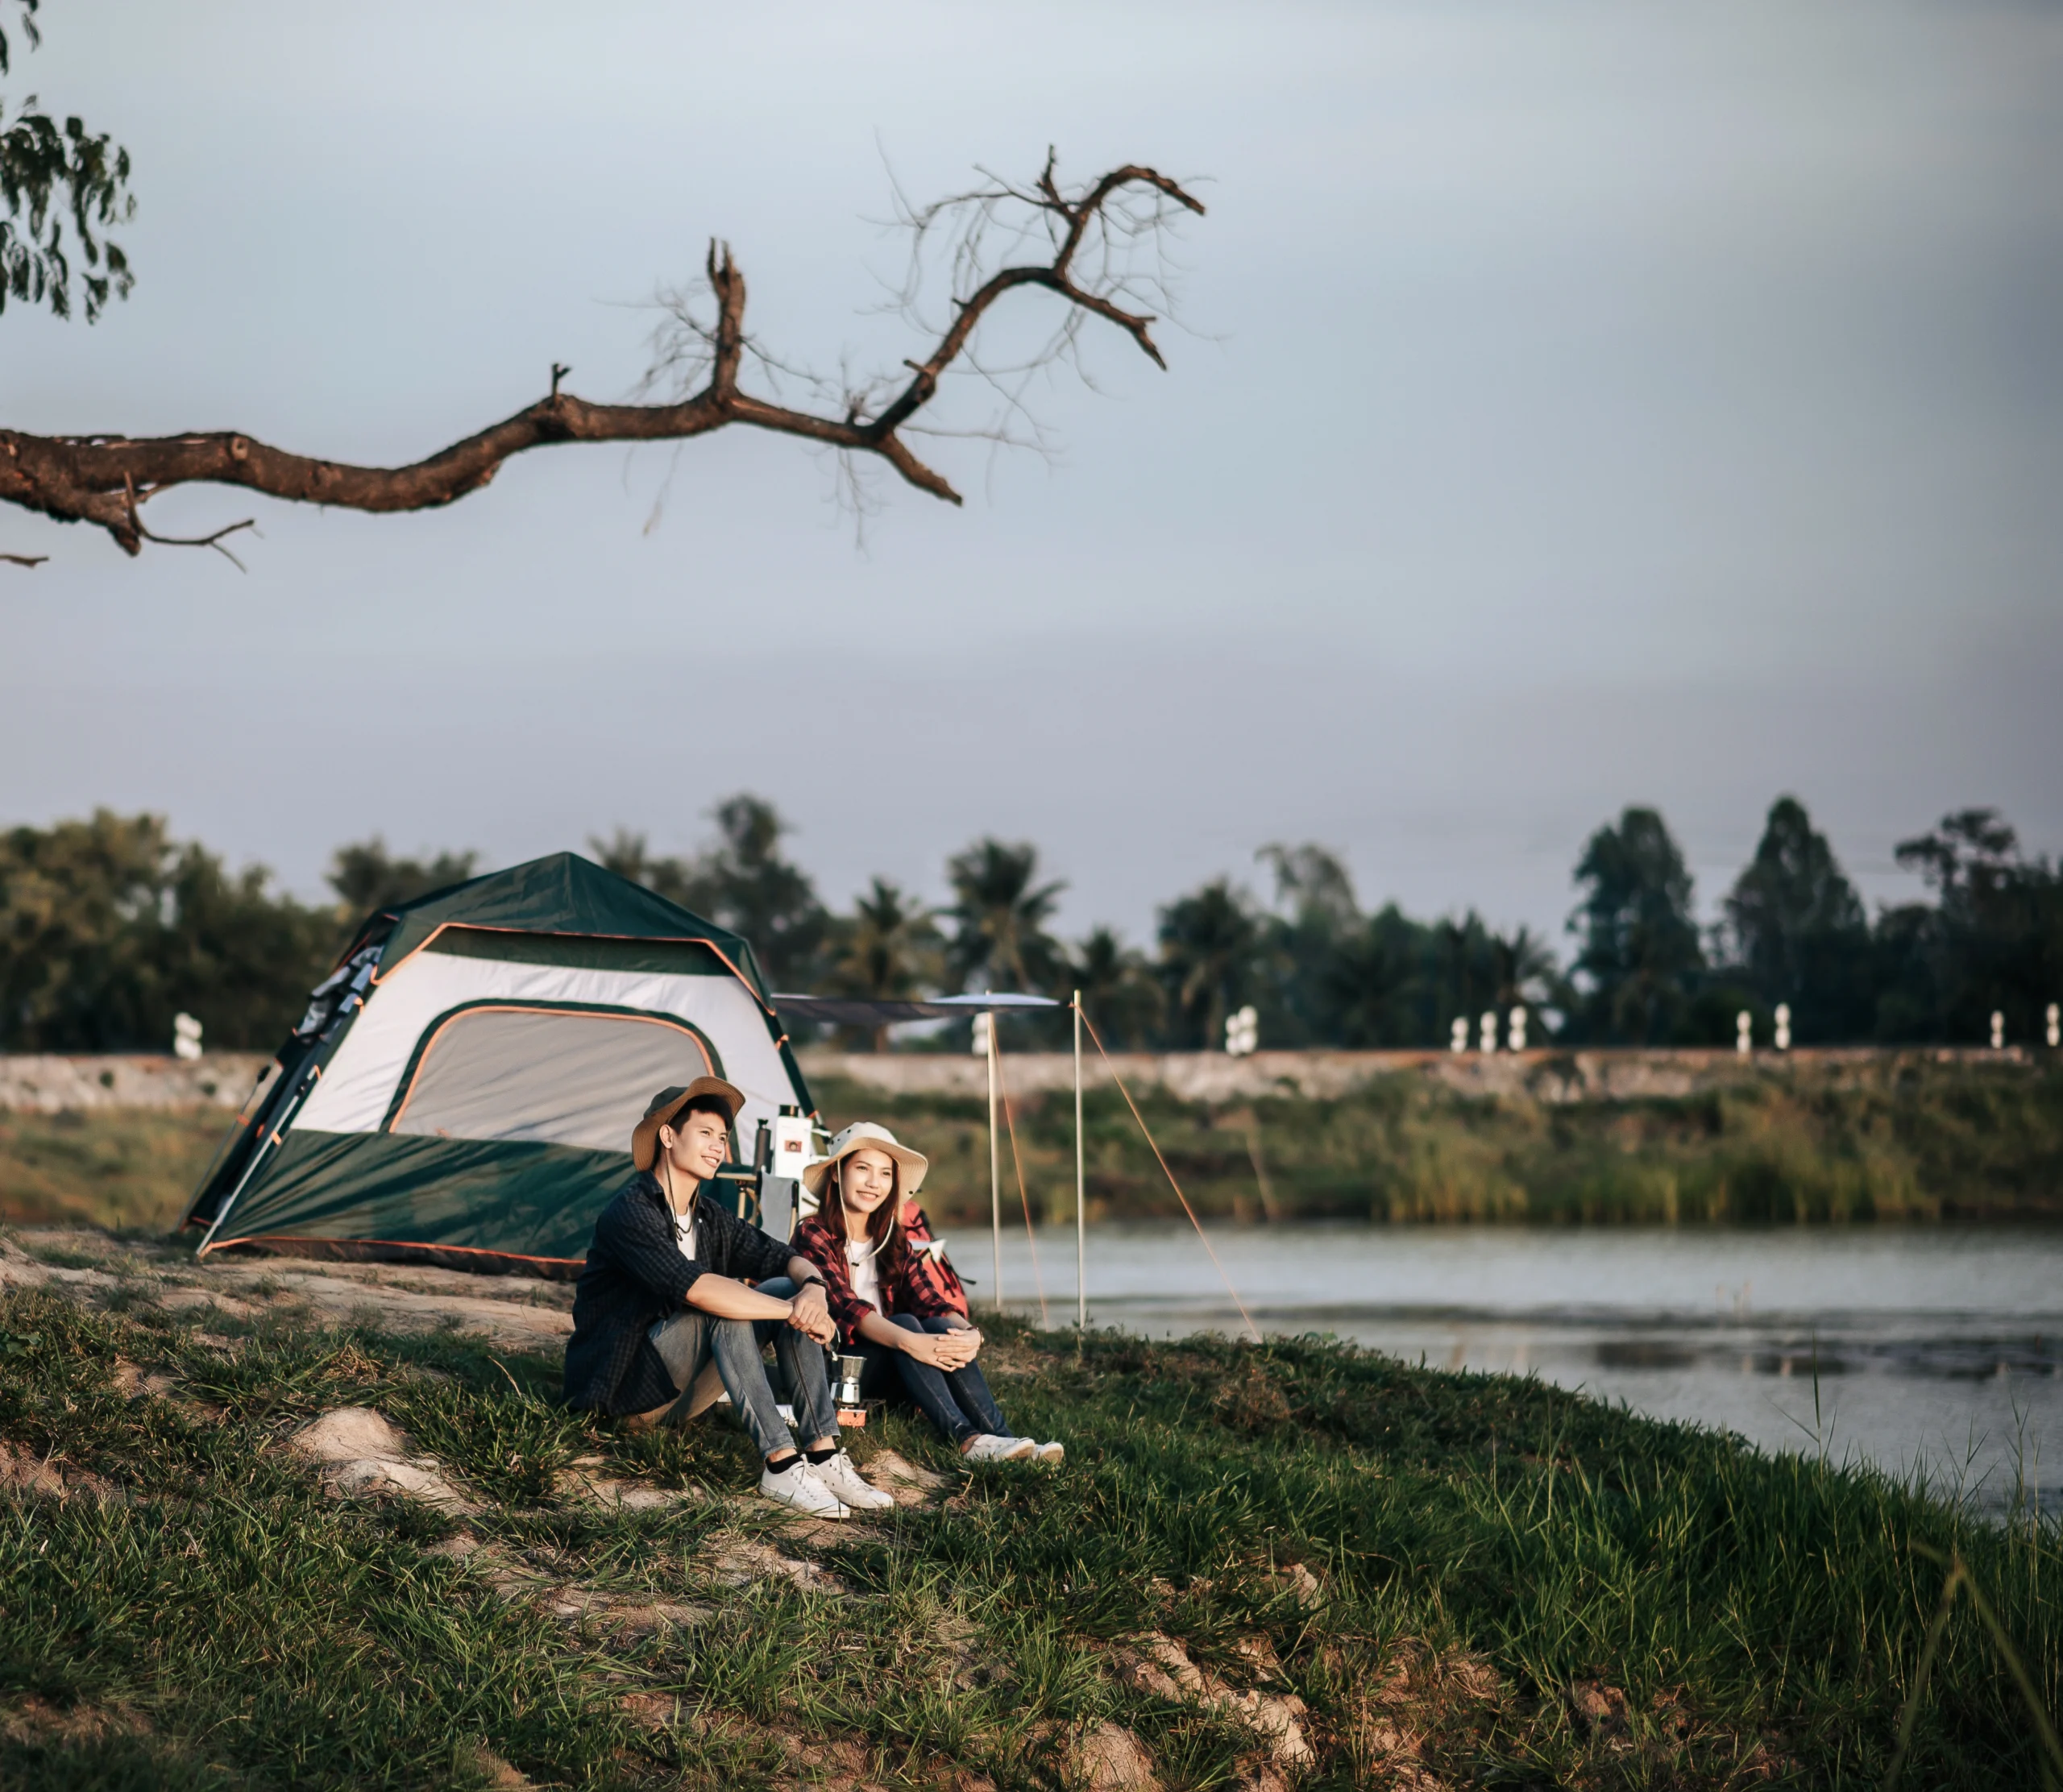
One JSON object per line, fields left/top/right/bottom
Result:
{"left": 1491, "top": 923, "right": 1563, "bottom": 1013}
{"left": 592, "top": 796, "right": 828, "bottom": 987}
{"left": 828, "top": 878, "right": 943, "bottom": 1050}
{"left": 696, "top": 796, "right": 828, "bottom": 987}
{"left": 1157, "top": 878, "right": 1264, "bottom": 1050}
{"left": 1069, "top": 925, "right": 1165, "bottom": 1048}
{"left": 329, "top": 839, "right": 479, "bottom": 915}
{"left": 1433, "top": 914, "right": 1496, "bottom": 1031}
{"left": 588, "top": 828, "right": 698, "bottom": 911}
{"left": 1324, "top": 904, "right": 1429, "bottom": 1046}
{"left": 1256, "top": 841, "right": 1359, "bottom": 1043}
{"left": 1256, "top": 843, "right": 1358, "bottom": 933}
{"left": 944, "top": 839, "right": 1066, "bottom": 993}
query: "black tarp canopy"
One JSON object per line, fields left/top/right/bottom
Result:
{"left": 770, "top": 992, "right": 1059, "bottom": 1028}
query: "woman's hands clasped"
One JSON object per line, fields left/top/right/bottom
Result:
{"left": 903, "top": 1324, "right": 982, "bottom": 1371}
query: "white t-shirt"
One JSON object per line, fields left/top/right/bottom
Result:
{"left": 847, "top": 1238, "right": 882, "bottom": 1311}
{"left": 673, "top": 1205, "right": 697, "bottom": 1266}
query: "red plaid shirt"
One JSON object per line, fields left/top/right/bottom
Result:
{"left": 791, "top": 1198, "right": 969, "bottom": 1344}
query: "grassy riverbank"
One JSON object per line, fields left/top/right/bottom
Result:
{"left": 2, "top": 1226, "right": 2059, "bottom": 1789}
{"left": 0, "top": 1108, "right": 234, "bottom": 1232}
{"left": 1, "top": 1056, "right": 2057, "bottom": 1236}
{"left": 818, "top": 1055, "right": 2063, "bottom": 1227}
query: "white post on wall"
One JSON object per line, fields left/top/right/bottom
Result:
{"left": 1225, "top": 1006, "right": 1258, "bottom": 1056}
{"left": 1991, "top": 1010, "right": 2006, "bottom": 1051}
{"left": 1774, "top": 1003, "right": 1792, "bottom": 1052}
{"left": 1450, "top": 1017, "right": 1467, "bottom": 1054}
{"left": 1479, "top": 1010, "right": 1497, "bottom": 1054}
{"left": 1736, "top": 1010, "right": 1752, "bottom": 1057}
{"left": 1073, "top": 989, "right": 1086, "bottom": 1329}
{"left": 1508, "top": 1006, "right": 1527, "bottom": 1052}
{"left": 2048, "top": 1002, "right": 2060, "bottom": 1049}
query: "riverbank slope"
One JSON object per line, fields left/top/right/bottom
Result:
{"left": 2, "top": 1223, "right": 2057, "bottom": 1788}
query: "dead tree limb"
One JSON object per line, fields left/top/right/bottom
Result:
{"left": 2, "top": 156, "right": 1203, "bottom": 560}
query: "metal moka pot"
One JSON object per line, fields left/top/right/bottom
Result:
{"left": 834, "top": 1353, "right": 866, "bottom": 1408}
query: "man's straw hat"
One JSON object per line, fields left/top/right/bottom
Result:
{"left": 630, "top": 1076, "right": 745, "bottom": 1172}
{"left": 801, "top": 1121, "right": 928, "bottom": 1198}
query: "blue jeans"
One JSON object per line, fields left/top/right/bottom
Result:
{"left": 750, "top": 1277, "right": 841, "bottom": 1444}
{"left": 648, "top": 1278, "right": 838, "bottom": 1458}
{"left": 855, "top": 1313, "right": 1014, "bottom": 1446}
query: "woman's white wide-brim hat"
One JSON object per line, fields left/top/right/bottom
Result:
{"left": 801, "top": 1121, "right": 928, "bottom": 1197}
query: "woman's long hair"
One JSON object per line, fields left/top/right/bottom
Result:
{"left": 830, "top": 1155, "right": 908, "bottom": 1276}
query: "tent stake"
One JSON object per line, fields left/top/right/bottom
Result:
{"left": 986, "top": 1003, "right": 1003, "bottom": 1314}
{"left": 1074, "top": 989, "right": 1085, "bottom": 1329}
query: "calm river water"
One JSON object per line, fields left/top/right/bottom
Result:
{"left": 980, "top": 1222, "right": 2063, "bottom": 1516}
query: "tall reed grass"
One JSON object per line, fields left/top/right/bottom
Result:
{"left": 828, "top": 1056, "right": 2063, "bottom": 1227}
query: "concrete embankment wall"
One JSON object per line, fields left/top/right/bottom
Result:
{"left": 0, "top": 1044, "right": 2034, "bottom": 1114}
{"left": 803, "top": 1045, "right": 2027, "bottom": 1104}
{"left": 0, "top": 1055, "right": 275, "bottom": 1113}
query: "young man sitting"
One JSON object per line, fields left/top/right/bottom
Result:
{"left": 563, "top": 1077, "right": 891, "bottom": 1518}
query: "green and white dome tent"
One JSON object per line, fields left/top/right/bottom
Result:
{"left": 182, "top": 852, "right": 816, "bottom": 1276}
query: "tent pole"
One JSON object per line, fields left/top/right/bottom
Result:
{"left": 194, "top": 1060, "right": 321, "bottom": 1256}
{"left": 986, "top": 1006, "right": 1003, "bottom": 1315}
{"left": 1074, "top": 989, "right": 1085, "bottom": 1329}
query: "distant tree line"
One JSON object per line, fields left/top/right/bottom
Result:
{"left": 2, "top": 795, "right": 2057, "bottom": 1054}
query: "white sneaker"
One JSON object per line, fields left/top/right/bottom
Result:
{"left": 961, "top": 1433, "right": 1036, "bottom": 1463}
{"left": 811, "top": 1451, "right": 897, "bottom": 1512}
{"left": 759, "top": 1459, "right": 849, "bottom": 1518}
{"left": 1032, "top": 1441, "right": 1065, "bottom": 1465}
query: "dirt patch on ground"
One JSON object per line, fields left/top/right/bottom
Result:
{"left": 288, "top": 1405, "right": 481, "bottom": 1514}
{"left": 2, "top": 1226, "right": 575, "bottom": 1348}
{"left": 427, "top": 1531, "right": 717, "bottom": 1641}
{"left": 1069, "top": 1720, "right": 1160, "bottom": 1791}
{"left": 762, "top": 1725, "right": 998, "bottom": 1792}
{"left": 0, "top": 1438, "right": 125, "bottom": 1505}
{"left": 857, "top": 1446, "right": 947, "bottom": 1507}
{"left": 554, "top": 1464, "right": 704, "bottom": 1512}
{"left": 1113, "top": 1630, "right": 1314, "bottom": 1779}
{"left": 704, "top": 1533, "right": 849, "bottom": 1594}
{"left": 465, "top": 1741, "right": 537, "bottom": 1789}
{"left": 1329, "top": 1636, "right": 1509, "bottom": 1789}
{"left": 0, "top": 1695, "right": 151, "bottom": 1747}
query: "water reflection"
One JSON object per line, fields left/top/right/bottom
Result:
{"left": 978, "top": 1221, "right": 2063, "bottom": 1516}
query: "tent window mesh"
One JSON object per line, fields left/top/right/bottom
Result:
{"left": 389, "top": 1007, "right": 714, "bottom": 1153}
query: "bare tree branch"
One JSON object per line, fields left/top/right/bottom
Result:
{"left": 1, "top": 154, "right": 1203, "bottom": 561}
{"left": 121, "top": 477, "right": 256, "bottom": 569}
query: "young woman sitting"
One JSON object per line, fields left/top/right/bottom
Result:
{"left": 792, "top": 1122, "right": 1061, "bottom": 1465}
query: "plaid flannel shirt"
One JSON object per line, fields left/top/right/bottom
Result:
{"left": 790, "top": 1199, "right": 969, "bottom": 1346}
{"left": 563, "top": 1171, "right": 795, "bottom": 1417}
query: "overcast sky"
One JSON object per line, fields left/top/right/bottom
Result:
{"left": 5, "top": 0, "right": 2059, "bottom": 951}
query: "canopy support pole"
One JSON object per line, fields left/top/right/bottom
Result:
{"left": 987, "top": 1006, "right": 1003, "bottom": 1314}
{"left": 1074, "top": 990, "right": 1085, "bottom": 1329}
